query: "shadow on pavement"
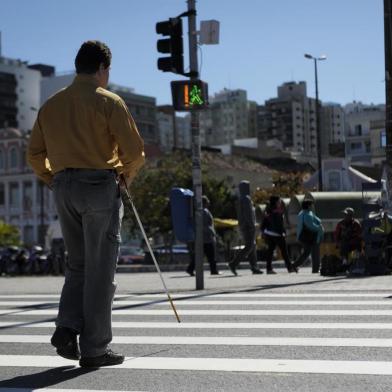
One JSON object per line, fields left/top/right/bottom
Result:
{"left": 0, "top": 366, "right": 96, "bottom": 390}
{"left": 111, "top": 276, "right": 354, "bottom": 309}
{"left": 0, "top": 317, "right": 56, "bottom": 331}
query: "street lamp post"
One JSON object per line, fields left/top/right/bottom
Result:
{"left": 305, "top": 53, "right": 326, "bottom": 192}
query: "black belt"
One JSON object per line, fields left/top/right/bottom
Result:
{"left": 60, "top": 168, "right": 116, "bottom": 173}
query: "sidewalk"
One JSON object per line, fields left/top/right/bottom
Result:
{"left": 116, "top": 260, "right": 288, "bottom": 273}
{"left": 1, "top": 267, "right": 392, "bottom": 295}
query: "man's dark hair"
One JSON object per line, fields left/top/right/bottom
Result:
{"left": 302, "top": 200, "right": 313, "bottom": 210}
{"left": 75, "top": 40, "right": 112, "bottom": 74}
{"left": 269, "top": 195, "right": 280, "bottom": 208}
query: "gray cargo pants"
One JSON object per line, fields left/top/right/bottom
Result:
{"left": 52, "top": 169, "right": 123, "bottom": 357}
{"left": 229, "top": 230, "right": 258, "bottom": 272}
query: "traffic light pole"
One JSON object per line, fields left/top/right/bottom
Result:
{"left": 384, "top": 0, "right": 392, "bottom": 211}
{"left": 187, "top": 0, "right": 204, "bottom": 290}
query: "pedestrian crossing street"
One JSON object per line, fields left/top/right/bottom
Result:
{"left": 2, "top": 290, "right": 392, "bottom": 390}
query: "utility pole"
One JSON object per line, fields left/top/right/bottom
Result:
{"left": 314, "top": 59, "right": 323, "bottom": 192}
{"left": 187, "top": 0, "right": 204, "bottom": 290}
{"left": 384, "top": 0, "right": 392, "bottom": 210}
{"left": 305, "top": 53, "right": 326, "bottom": 192}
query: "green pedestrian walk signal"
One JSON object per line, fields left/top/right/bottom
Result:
{"left": 171, "top": 80, "right": 208, "bottom": 111}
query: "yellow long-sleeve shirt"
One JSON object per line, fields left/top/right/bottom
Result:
{"left": 27, "top": 74, "right": 145, "bottom": 185}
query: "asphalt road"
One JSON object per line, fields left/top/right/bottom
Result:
{"left": 1, "top": 268, "right": 392, "bottom": 391}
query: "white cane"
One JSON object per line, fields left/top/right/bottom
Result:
{"left": 119, "top": 176, "right": 181, "bottom": 323}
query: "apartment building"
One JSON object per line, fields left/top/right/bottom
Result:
{"left": 0, "top": 56, "right": 42, "bottom": 132}
{"left": 199, "top": 89, "right": 255, "bottom": 146}
{"left": 258, "top": 81, "right": 347, "bottom": 161}
{"left": 0, "top": 127, "right": 56, "bottom": 245}
{"left": 344, "top": 102, "right": 385, "bottom": 165}
{"left": 370, "top": 119, "right": 386, "bottom": 166}
{"left": 258, "top": 82, "right": 317, "bottom": 157}
{"left": 157, "top": 106, "right": 191, "bottom": 152}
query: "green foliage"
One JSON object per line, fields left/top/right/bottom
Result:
{"left": 125, "top": 151, "right": 236, "bottom": 236}
{"left": 252, "top": 172, "right": 305, "bottom": 205}
{"left": 0, "top": 220, "right": 21, "bottom": 247}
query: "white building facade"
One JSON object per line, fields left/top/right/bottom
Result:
{"left": 157, "top": 111, "right": 174, "bottom": 153}
{"left": 0, "top": 127, "right": 56, "bottom": 246}
{"left": 344, "top": 102, "right": 385, "bottom": 165}
{"left": 0, "top": 57, "right": 41, "bottom": 132}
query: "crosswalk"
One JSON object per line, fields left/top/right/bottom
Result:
{"left": 2, "top": 290, "right": 392, "bottom": 391}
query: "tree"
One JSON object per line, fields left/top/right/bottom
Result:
{"left": 0, "top": 220, "right": 21, "bottom": 247}
{"left": 124, "top": 151, "right": 236, "bottom": 238}
{"left": 252, "top": 172, "right": 305, "bottom": 205}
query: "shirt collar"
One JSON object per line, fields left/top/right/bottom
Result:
{"left": 73, "top": 74, "right": 100, "bottom": 87}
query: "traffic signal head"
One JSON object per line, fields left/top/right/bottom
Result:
{"left": 171, "top": 80, "right": 209, "bottom": 111}
{"left": 156, "top": 18, "right": 184, "bottom": 75}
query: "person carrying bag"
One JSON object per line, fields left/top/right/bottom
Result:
{"left": 293, "top": 199, "right": 324, "bottom": 273}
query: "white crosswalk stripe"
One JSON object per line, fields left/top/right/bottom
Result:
{"left": 2, "top": 299, "right": 392, "bottom": 306}
{"left": 1, "top": 355, "right": 392, "bottom": 375}
{"left": 4, "top": 334, "right": 392, "bottom": 347}
{"left": 3, "top": 308, "right": 392, "bottom": 315}
{"left": 2, "top": 321, "right": 392, "bottom": 329}
{"left": 2, "top": 290, "right": 392, "bottom": 391}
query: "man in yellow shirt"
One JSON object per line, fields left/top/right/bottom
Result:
{"left": 27, "top": 40, "right": 145, "bottom": 368}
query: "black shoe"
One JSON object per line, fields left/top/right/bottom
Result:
{"left": 228, "top": 263, "right": 237, "bottom": 276}
{"left": 80, "top": 349, "right": 125, "bottom": 368}
{"left": 267, "top": 269, "right": 277, "bottom": 275}
{"left": 186, "top": 269, "right": 194, "bottom": 276}
{"left": 210, "top": 271, "right": 220, "bottom": 275}
{"left": 51, "top": 326, "right": 80, "bottom": 360}
{"left": 252, "top": 269, "right": 264, "bottom": 274}
{"left": 288, "top": 264, "right": 298, "bottom": 273}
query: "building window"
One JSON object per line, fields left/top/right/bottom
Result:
{"left": 0, "top": 184, "right": 4, "bottom": 205}
{"left": 0, "top": 150, "right": 4, "bottom": 170}
{"left": 9, "top": 183, "right": 19, "bottom": 208}
{"left": 354, "top": 124, "right": 362, "bottom": 136}
{"left": 328, "top": 171, "right": 341, "bottom": 191}
{"left": 381, "top": 130, "right": 386, "bottom": 148}
{"left": 9, "top": 147, "right": 18, "bottom": 169}
{"left": 23, "top": 182, "right": 33, "bottom": 212}
{"left": 350, "top": 142, "right": 362, "bottom": 151}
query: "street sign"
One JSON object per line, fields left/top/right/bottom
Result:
{"left": 199, "top": 20, "right": 220, "bottom": 45}
{"left": 171, "top": 80, "right": 208, "bottom": 111}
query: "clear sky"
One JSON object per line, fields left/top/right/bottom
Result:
{"left": 0, "top": 0, "right": 385, "bottom": 106}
